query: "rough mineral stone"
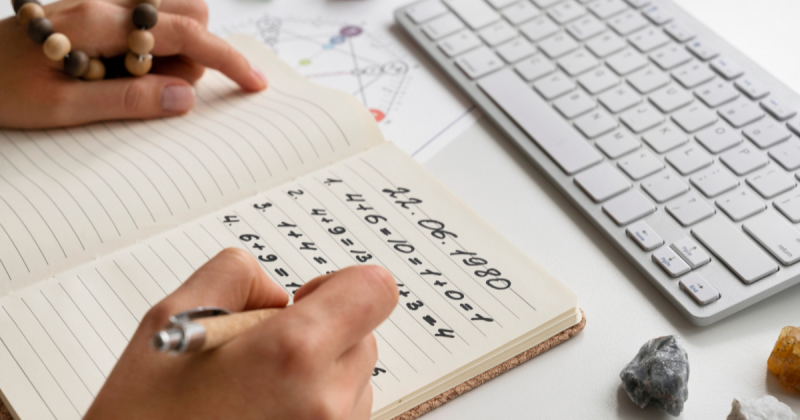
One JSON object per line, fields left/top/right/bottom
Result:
{"left": 727, "top": 396, "right": 797, "bottom": 420}
{"left": 620, "top": 335, "right": 689, "bottom": 416}
{"left": 768, "top": 325, "right": 800, "bottom": 393}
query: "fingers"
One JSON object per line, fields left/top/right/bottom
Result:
{"left": 336, "top": 334, "right": 378, "bottom": 401}
{"left": 348, "top": 386, "right": 373, "bottom": 420}
{"left": 151, "top": 55, "right": 205, "bottom": 83}
{"left": 281, "top": 266, "right": 397, "bottom": 357}
{"left": 142, "top": 248, "right": 288, "bottom": 328}
{"left": 291, "top": 271, "right": 336, "bottom": 302}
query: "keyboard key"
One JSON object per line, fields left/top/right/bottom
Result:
{"left": 456, "top": 47, "right": 505, "bottom": 78}
{"left": 578, "top": 66, "right": 620, "bottom": 94}
{"left": 652, "top": 247, "right": 691, "bottom": 277}
{"left": 566, "top": 15, "right": 606, "bottom": 40}
{"left": 695, "top": 124, "right": 742, "bottom": 154}
{"left": 478, "top": 69, "right": 604, "bottom": 174}
{"left": 487, "top": 0, "right": 519, "bottom": 8}
{"left": 628, "top": 26, "right": 670, "bottom": 52}
{"left": 716, "top": 188, "right": 766, "bottom": 221}
{"left": 679, "top": 273, "right": 720, "bottom": 305}
{"left": 664, "top": 21, "right": 695, "bottom": 43}
{"left": 444, "top": 0, "right": 501, "bottom": 29}
{"left": 532, "top": 0, "right": 563, "bottom": 7}
{"left": 423, "top": 13, "right": 466, "bottom": 39}
{"left": 501, "top": 1, "right": 542, "bottom": 25}
{"left": 694, "top": 79, "right": 740, "bottom": 108}
{"left": 627, "top": 220, "right": 664, "bottom": 251}
{"left": 621, "top": 103, "right": 664, "bottom": 132}
{"left": 554, "top": 90, "right": 596, "bottom": 118}
{"left": 641, "top": 4, "right": 671, "bottom": 25}
{"left": 406, "top": 0, "right": 448, "bottom": 23}
{"left": 627, "top": 66, "right": 670, "bottom": 93}
{"left": 672, "top": 61, "right": 715, "bottom": 88}
{"left": 574, "top": 162, "right": 631, "bottom": 202}
{"left": 585, "top": 32, "right": 627, "bottom": 57}
{"left": 710, "top": 57, "right": 744, "bottom": 80}
{"left": 539, "top": 32, "right": 580, "bottom": 58}
{"left": 574, "top": 109, "right": 619, "bottom": 137}
{"left": 650, "top": 43, "right": 693, "bottom": 70}
{"left": 548, "top": 0, "right": 587, "bottom": 24}
{"left": 649, "top": 84, "right": 693, "bottom": 113}
{"left": 438, "top": 30, "right": 483, "bottom": 57}
{"left": 735, "top": 77, "right": 770, "bottom": 100}
{"left": 625, "top": 0, "right": 650, "bottom": 8}
{"left": 691, "top": 166, "right": 738, "bottom": 197}
{"left": 606, "top": 48, "right": 648, "bottom": 75}
{"left": 761, "top": 98, "right": 797, "bottom": 121}
{"left": 666, "top": 192, "right": 715, "bottom": 226}
{"left": 774, "top": 191, "right": 800, "bottom": 223}
{"left": 608, "top": 10, "right": 649, "bottom": 35}
{"left": 642, "top": 124, "right": 687, "bottom": 153}
{"left": 587, "top": 0, "right": 628, "bottom": 19}
{"left": 478, "top": 20, "right": 518, "bottom": 46}
{"left": 515, "top": 54, "right": 556, "bottom": 81}
{"left": 719, "top": 98, "right": 765, "bottom": 128}
{"left": 519, "top": 16, "right": 560, "bottom": 41}
{"left": 692, "top": 216, "right": 778, "bottom": 283}
{"left": 686, "top": 39, "right": 718, "bottom": 61}
{"left": 671, "top": 237, "right": 711, "bottom": 269}
{"left": 743, "top": 211, "right": 800, "bottom": 265}
{"left": 787, "top": 119, "right": 800, "bottom": 136}
{"left": 743, "top": 119, "right": 791, "bottom": 149}
{"left": 672, "top": 104, "right": 716, "bottom": 132}
{"left": 720, "top": 145, "right": 769, "bottom": 175}
{"left": 596, "top": 129, "right": 641, "bottom": 158}
{"left": 769, "top": 138, "right": 800, "bottom": 170}
{"left": 641, "top": 170, "right": 688, "bottom": 202}
{"left": 496, "top": 37, "right": 537, "bottom": 63}
{"left": 533, "top": 71, "right": 576, "bottom": 99}
{"left": 558, "top": 49, "right": 599, "bottom": 76}
{"left": 666, "top": 145, "right": 713, "bottom": 175}
{"left": 599, "top": 84, "right": 642, "bottom": 113}
{"left": 603, "top": 189, "right": 656, "bottom": 225}
{"left": 618, "top": 149, "right": 664, "bottom": 179}
{"left": 747, "top": 168, "right": 795, "bottom": 199}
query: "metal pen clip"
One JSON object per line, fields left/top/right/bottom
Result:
{"left": 151, "top": 307, "right": 231, "bottom": 354}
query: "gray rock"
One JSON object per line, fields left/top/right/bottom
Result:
{"left": 620, "top": 335, "right": 689, "bottom": 416}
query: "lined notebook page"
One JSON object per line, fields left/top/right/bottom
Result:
{"left": 0, "top": 35, "right": 382, "bottom": 296}
{"left": 0, "top": 143, "right": 577, "bottom": 420}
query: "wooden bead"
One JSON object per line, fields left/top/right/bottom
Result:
{"left": 128, "top": 30, "right": 154, "bottom": 55}
{"left": 43, "top": 33, "right": 70, "bottom": 61}
{"left": 125, "top": 52, "right": 152, "bottom": 76}
{"left": 17, "top": 2, "right": 44, "bottom": 25}
{"left": 132, "top": 4, "right": 158, "bottom": 29}
{"left": 64, "top": 50, "right": 90, "bottom": 78}
{"left": 138, "top": 0, "right": 161, "bottom": 8}
{"left": 27, "top": 17, "right": 53, "bottom": 44}
{"left": 12, "top": 0, "right": 39, "bottom": 13}
{"left": 83, "top": 58, "right": 106, "bottom": 81}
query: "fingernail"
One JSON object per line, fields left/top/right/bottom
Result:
{"left": 251, "top": 64, "right": 268, "bottom": 88}
{"left": 161, "top": 85, "right": 195, "bottom": 112}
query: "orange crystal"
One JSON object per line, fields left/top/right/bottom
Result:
{"left": 768, "top": 325, "right": 800, "bottom": 393}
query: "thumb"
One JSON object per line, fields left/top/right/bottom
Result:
{"left": 63, "top": 74, "right": 196, "bottom": 124}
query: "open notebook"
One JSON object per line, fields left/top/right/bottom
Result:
{"left": 0, "top": 35, "right": 582, "bottom": 420}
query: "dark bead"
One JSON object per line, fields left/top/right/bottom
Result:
{"left": 12, "top": 0, "right": 39, "bottom": 13}
{"left": 27, "top": 17, "right": 53, "bottom": 44}
{"left": 64, "top": 50, "right": 90, "bottom": 78}
{"left": 132, "top": 4, "right": 158, "bottom": 30}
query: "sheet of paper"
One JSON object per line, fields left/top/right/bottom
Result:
{"left": 0, "top": 143, "right": 576, "bottom": 420}
{"left": 0, "top": 36, "right": 382, "bottom": 296}
{"left": 211, "top": 1, "right": 481, "bottom": 163}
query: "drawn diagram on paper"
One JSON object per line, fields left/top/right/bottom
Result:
{"left": 217, "top": 15, "right": 479, "bottom": 162}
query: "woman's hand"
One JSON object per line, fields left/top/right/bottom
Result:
{"left": 84, "top": 248, "right": 398, "bottom": 420}
{"left": 0, "top": 0, "right": 267, "bottom": 129}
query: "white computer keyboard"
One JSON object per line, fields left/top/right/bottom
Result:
{"left": 395, "top": 0, "right": 800, "bottom": 325}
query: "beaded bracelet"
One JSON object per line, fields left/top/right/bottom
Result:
{"left": 12, "top": 0, "right": 161, "bottom": 80}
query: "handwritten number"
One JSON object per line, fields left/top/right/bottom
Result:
{"left": 239, "top": 234, "right": 259, "bottom": 242}
{"left": 406, "top": 300, "right": 424, "bottom": 310}
{"left": 364, "top": 215, "right": 387, "bottom": 224}
{"left": 418, "top": 220, "right": 457, "bottom": 240}
{"left": 259, "top": 254, "right": 278, "bottom": 263}
{"left": 328, "top": 226, "right": 346, "bottom": 235}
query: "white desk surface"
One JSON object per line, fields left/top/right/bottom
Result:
{"left": 1, "top": 0, "right": 799, "bottom": 418}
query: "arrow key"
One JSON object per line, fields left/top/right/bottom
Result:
{"left": 653, "top": 246, "right": 691, "bottom": 277}
{"left": 671, "top": 237, "right": 711, "bottom": 268}
{"left": 679, "top": 272, "right": 720, "bottom": 305}
{"left": 626, "top": 220, "right": 664, "bottom": 251}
